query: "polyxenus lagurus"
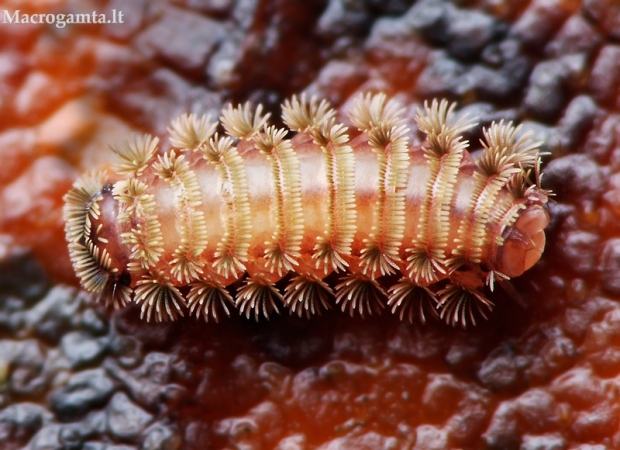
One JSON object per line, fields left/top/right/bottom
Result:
{"left": 63, "top": 93, "right": 551, "bottom": 327}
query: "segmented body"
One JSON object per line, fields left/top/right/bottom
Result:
{"left": 64, "top": 94, "right": 550, "bottom": 327}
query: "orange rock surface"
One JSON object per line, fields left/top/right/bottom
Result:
{"left": 1, "top": 0, "right": 620, "bottom": 448}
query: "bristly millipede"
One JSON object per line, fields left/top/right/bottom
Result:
{"left": 63, "top": 93, "right": 551, "bottom": 327}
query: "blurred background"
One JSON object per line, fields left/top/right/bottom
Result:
{"left": 1, "top": 0, "right": 620, "bottom": 448}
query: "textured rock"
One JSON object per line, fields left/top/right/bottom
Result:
{"left": 2, "top": 0, "right": 620, "bottom": 449}
{"left": 106, "top": 392, "right": 154, "bottom": 440}
{"left": 50, "top": 369, "right": 115, "bottom": 421}
{"left": 61, "top": 331, "right": 108, "bottom": 369}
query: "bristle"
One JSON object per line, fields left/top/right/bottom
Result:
{"left": 154, "top": 150, "right": 208, "bottom": 283}
{"left": 236, "top": 275, "right": 282, "bottom": 320}
{"left": 349, "top": 93, "right": 410, "bottom": 277}
{"left": 407, "top": 99, "right": 467, "bottom": 281}
{"left": 486, "top": 270, "right": 509, "bottom": 292}
{"left": 100, "top": 281, "right": 132, "bottom": 310}
{"left": 281, "top": 93, "right": 335, "bottom": 131}
{"left": 349, "top": 92, "right": 404, "bottom": 133}
{"left": 359, "top": 245, "right": 400, "bottom": 277}
{"left": 134, "top": 273, "right": 187, "bottom": 322}
{"left": 254, "top": 126, "right": 304, "bottom": 276}
{"left": 170, "top": 250, "right": 205, "bottom": 285}
{"left": 406, "top": 246, "right": 446, "bottom": 283}
{"left": 169, "top": 113, "right": 217, "bottom": 151}
{"left": 221, "top": 102, "right": 270, "bottom": 139}
{"left": 334, "top": 273, "right": 385, "bottom": 318}
{"left": 507, "top": 161, "right": 543, "bottom": 199}
{"left": 387, "top": 278, "right": 438, "bottom": 323}
{"left": 312, "top": 117, "right": 357, "bottom": 272}
{"left": 477, "top": 121, "right": 540, "bottom": 176}
{"left": 313, "top": 239, "right": 349, "bottom": 274}
{"left": 287, "top": 101, "right": 357, "bottom": 275}
{"left": 187, "top": 278, "right": 235, "bottom": 323}
{"left": 492, "top": 201, "right": 527, "bottom": 247}
{"left": 436, "top": 283, "right": 494, "bottom": 327}
{"left": 63, "top": 171, "right": 106, "bottom": 243}
{"left": 111, "top": 134, "right": 159, "bottom": 176}
{"left": 68, "top": 241, "right": 113, "bottom": 293}
{"left": 113, "top": 179, "right": 164, "bottom": 269}
{"left": 204, "top": 133, "right": 252, "bottom": 278}
{"left": 283, "top": 273, "right": 333, "bottom": 318}
{"left": 415, "top": 99, "right": 474, "bottom": 157}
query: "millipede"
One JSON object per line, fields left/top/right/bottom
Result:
{"left": 63, "top": 93, "right": 551, "bottom": 327}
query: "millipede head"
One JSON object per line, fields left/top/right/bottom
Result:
{"left": 495, "top": 204, "right": 550, "bottom": 278}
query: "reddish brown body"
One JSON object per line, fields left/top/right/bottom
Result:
{"left": 64, "top": 94, "right": 550, "bottom": 326}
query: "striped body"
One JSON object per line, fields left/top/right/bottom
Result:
{"left": 64, "top": 94, "right": 550, "bottom": 326}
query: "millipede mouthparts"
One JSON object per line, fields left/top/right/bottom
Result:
{"left": 63, "top": 93, "right": 551, "bottom": 327}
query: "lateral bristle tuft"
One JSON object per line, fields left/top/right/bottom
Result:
{"left": 436, "top": 283, "right": 494, "bottom": 328}
{"left": 236, "top": 275, "right": 282, "bottom": 320}
{"left": 169, "top": 113, "right": 217, "bottom": 151}
{"left": 486, "top": 270, "right": 509, "bottom": 292}
{"left": 313, "top": 239, "right": 349, "bottom": 274}
{"left": 507, "top": 158, "right": 548, "bottom": 199}
{"left": 284, "top": 273, "right": 333, "bottom": 318}
{"left": 188, "top": 278, "right": 235, "bottom": 323}
{"left": 111, "top": 134, "right": 159, "bottom": 176}
{"left": 477, "top": 121, "right": 541, "bottom": 177}
{"left": 387, "top": 278, "right": 438, "bottom": 323}
{"left": 359, "top": 244, "right": 401, "bottom": 276}
{"left": 63, "top": 171, "right": 106, "bottom": 242}
{"left": 170, "top": 253, "right": 205, "bottom": 284}
{"left": 415, "top": 99, "right": 475, "bottom": 157}
{"left": 221, "top": 102, "right": 270, "bottom": 139}
{"left": 334, "top": 273, "right": 386, "bottom": 318}
{"left": 134, "top": 273, "right": 187, "bottom": 322}
{"left": 406, "top": 246, "right": 446, "bottom": 283}
{"left": 281, "top": 93, "right": 335, "bottom": 132}
{"left": 407, "top": 99, "right": 468, "bottom": 279}
{"left": 68, "top": 241, "right": 113, "bottom": 293}
{"left": 349, "top": 92, "right": 403, "bottom": 133}
{"left": 153, "top": 149, "right": 184, "bottom": 181}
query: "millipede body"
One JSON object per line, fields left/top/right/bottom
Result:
{"left": 64, "top": 94, "right": 550, "bottom": 326}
